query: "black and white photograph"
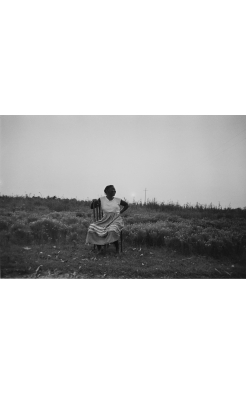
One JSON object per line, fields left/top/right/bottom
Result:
{"left": 1, "top": 1, "right": 245, "bottom": 395}
{"left": 1, "top": 115, "right": 246, "bottom": 279}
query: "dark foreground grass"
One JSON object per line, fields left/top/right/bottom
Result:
{"left": 1, "top": 241, "right": 245, "bottom": 279}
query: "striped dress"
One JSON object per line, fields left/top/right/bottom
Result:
{"left": 86, "top": 196, "right": 124, "bottom": 245}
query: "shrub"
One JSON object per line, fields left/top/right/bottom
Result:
{"left": 27, "top": 215, "right": 39, "bottom": 223}
{"left": 76, "top": 212, "right": 87, "bottom": 218}
{"left": 48, "top": 212, "right": 63, "bottom": 219}
{"left": 0, "top": 230, "right": 11, "bottom": 246}
{"left": 0, "top": 219, "right": 9, "bottom": 231}
{"left": 10, "top": 222, "right": 33, "bottom": 244}
{"left": 45, "top": 200, "right": 68, "bottom": 212}
{"left": 62, "top": 217, "right": 80, "bottom": 225}
{"left": 67, "top": 232, "right": 79, "bottom": 242}
{"left": 30, "top": 218, "right": 69, "bottom": 243}
{"left": 81, "top": 219, "right": 90, "bottom": 228}
{"left": 34, "top": 200, "right": 43, "bottom": 206}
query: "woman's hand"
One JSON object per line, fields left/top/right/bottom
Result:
{"left": 120, "top": 204, "right": 129, "bottom": 215}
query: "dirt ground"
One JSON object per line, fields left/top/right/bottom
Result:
{"left": 1, "top": 241, "right": 245, "bottom": 279}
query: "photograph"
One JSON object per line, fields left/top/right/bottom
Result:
{"left": 1, "top": 2, "right": 246, "bottom": 395}
{"left": 1, "top": 115, "right": 246, "bottom": 279}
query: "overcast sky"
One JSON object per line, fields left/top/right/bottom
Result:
{"left": 1, "top": 115, "right": 246, "bottom": 208}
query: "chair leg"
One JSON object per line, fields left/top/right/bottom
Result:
{"left": 113, "top": 240, "right": 119, "bottom": 253}
{"left": 120, "top": 231, "right": 123, "bottom": 252}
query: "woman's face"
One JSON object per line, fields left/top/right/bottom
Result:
{"left": 107, "top": 186, "right": 116, "bottom": 197}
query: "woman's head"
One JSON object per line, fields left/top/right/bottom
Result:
{"left": 104, "top": 185, "right": 116, "bottom": 196}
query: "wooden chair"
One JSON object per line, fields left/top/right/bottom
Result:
{"left": 92, "top": 201, "right": 123, "bottom": 252}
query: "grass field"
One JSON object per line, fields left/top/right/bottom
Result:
{"left": 1, "top": 195, "right": 246, "bottom": 279}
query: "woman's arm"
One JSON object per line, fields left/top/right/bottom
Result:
{"left": 120, "top": 200, "right": 129, "bottom": 215}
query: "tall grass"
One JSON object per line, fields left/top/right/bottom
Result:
{"left": 0, "top": 194, "right": 91, "bottom": 213}
{"left": 123, "top": 219, "right": 246, "bottom": 258}
{"left": 131, "top": 199, "right": 246, "bottom": 220}
{"left": 1, "top": 195, "right": 246, "bottom": 259}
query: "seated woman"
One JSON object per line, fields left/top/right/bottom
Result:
{"left": 86, "top": 185, "right": 129, "bottom": 253}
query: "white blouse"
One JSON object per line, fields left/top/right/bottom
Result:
{"left": 100, "top": 196, "right": 121, "bottom": 214}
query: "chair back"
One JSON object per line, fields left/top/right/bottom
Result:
{"left": 93, "top": 201, "right": 103, "bottom": 221}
